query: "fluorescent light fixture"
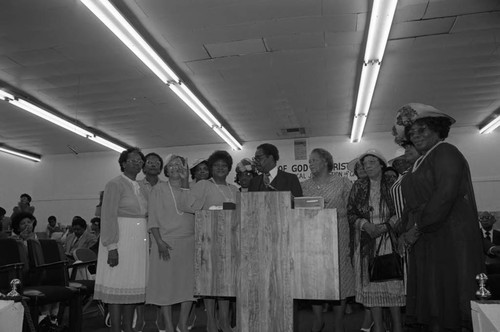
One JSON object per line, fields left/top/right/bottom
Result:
{"left": 0, "top": 147, "right": 41, "bottom": 162}
{"left": 88, "top": 135, "right": 125, "bottom": 153}
{"left": 0, "top": 89, "right": 15, "bottom": 100}
{"left": 0, "top": 89, "right": 127, "bottom": 153}
{"left": 213, "top": 126, "right": 243, "bottom": 150}
{"left": 479, "top": 115, "right": 500, "bottom": 134}
{"left": 80, "top": 0, "right": 179, "bottom": 84}
{"left": 9, "top": 98, "right": 94, "bottom": 138}
{"left": 169, "top": 84, "right": 221, "bottom": 128}
{"left": 81, "top": 0, "right": 242, "bottom": 150}
{"left": 350, "top": 62, "right": 381, "bottom": 142}
{"left": 350, "top": 0, "right": 398, "bottom": 143}
{"left": 364, "top": 0, "right": 398, "bottom": 62}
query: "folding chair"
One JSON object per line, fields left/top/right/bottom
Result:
{"left": 0, "top": 238, "right": 82, "bottom": 332}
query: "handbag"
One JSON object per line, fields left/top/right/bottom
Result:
{"left": 368, "top": 223, "right": 404, "bottom": 282}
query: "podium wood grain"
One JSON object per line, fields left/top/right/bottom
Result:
{"left": 194, "top": 210, "right": 237, "bottom": 297}
{"left": 194, "top": 192, "right": 340, "bottom": 332}
{"left": 290, "top": 209, "right": 340, "bottom": 300}
{"left": 238, "top": 192, "right": 293, "bottom": 332}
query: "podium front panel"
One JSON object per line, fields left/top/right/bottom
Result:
{"left": 237, "top": 191, "right": 293, "bottom": 332}
{"left": 290, "top": 208, "right": 340, "bottom": 300}
{"left": 194, "top": 210, "right": 237, "bottom": 297}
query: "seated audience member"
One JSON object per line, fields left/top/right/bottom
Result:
{"left": 10, "top": 211, "right": 37, "bottom": 244}
{"left": 11, "top": 193, "right": 35, "bottom": 218}
{"left": 0, "top": 207, "right": 8, "bottom": 239}
{"left": 0, "top": 207, "right": 9, "bottom": 234}
{"left": 89, "top": 217, "right": 101, "bottom": 255}
{"left": 64, "top": 216, "right": 97, "bottom": 258}
{"left": 479, "top": 212, "right": 500, "bottom": 273}
{"left": 45, "top": 215, "right": 63, "bottom": 238}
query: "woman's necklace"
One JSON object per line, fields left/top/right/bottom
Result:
{"left": 210, "top": 178, "right": 234, "bottom": 202}
{"left": 168, "top": 181, "right": 184, "bottom": 215}
{"left": 312, "top": 173, "right": 330, "bottom": 189}
{"left": 412, "top": 141, "right": 444, "bottom": 173}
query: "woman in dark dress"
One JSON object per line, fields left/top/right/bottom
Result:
{"left": 397, "top": 104, "right": 484, "bottom": 331}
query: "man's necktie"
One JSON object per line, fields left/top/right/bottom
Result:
{"left": 485, "top": 231, "right": 491, "bottom": 242}
{"left": 263, "top": 173, "right": 271, "bottom": 187}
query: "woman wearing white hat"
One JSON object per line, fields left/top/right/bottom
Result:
{"left": 397, "top": 103, "right": 484, "bottom": 331}
{"left": 347, "top": 149, "right": 404, "bottom": 332}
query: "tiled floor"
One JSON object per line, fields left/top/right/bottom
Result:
{"left": 81, "top": 300, "right": 370, "bottom": 332}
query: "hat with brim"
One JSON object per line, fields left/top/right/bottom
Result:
{"left": 236, "top": 158, "right": 256, "bottom": 173}
{"left": 190, "top": 158, "right": 207, "bottom": 170}
{"left": 358, "top": 149, "right": 387, "bottom": 167}
{"left": 392, "top": 103, "right": 456, "bottom": 146}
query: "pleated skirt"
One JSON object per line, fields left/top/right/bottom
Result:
{"left": 94, "top": 217, "right": 148, "bottom": 304}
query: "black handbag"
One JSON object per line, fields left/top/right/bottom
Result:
{"left": 368, "top": 223, "right": 404, "bottom": 282}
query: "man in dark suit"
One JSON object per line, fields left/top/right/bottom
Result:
{"left": 479, "top": 211, "right": 500, "bottom": 276}
{"left": 248, "top": 143, "right": 303, "bottom": 198}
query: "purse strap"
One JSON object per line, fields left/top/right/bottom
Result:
{"left": 374, "top": 222, "right": 397, "bottom": 256}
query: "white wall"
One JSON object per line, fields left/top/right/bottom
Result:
{"left": 1, "top": 128, "right": 499, "bottom": 230}
{"left": 0, "top": 152, "right": 38, "bottom": 215}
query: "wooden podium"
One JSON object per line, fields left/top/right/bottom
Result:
{"left": 194, "top": 192, "right": 339, "bottom": 332}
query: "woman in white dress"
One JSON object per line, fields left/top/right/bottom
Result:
{"left": 94, "top": 147, "right": 148, "bottom": 332}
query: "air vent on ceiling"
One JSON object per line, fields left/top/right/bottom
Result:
{"left": 281, "top": 127, "right": 306, "bottom": 136}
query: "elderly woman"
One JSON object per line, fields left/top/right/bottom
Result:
{"left": 190, "top": 150, "right": 238, "bottom": 332}
{"left": 301, "top": 148, "right": 354, "bottom": 332}
{"left": 190, "top": 158, "right": 210, "bottom": 183}
{"left": 146, "top": 154, "right": 194, "bottom": 332}
{"left": 396, "top": 104, "right": 484, "bottom": 331}
{"left": 94, "top": 147, "right": 148, "bottom": 332}
{"left": 234, "top": 158, "right": 257, "bottom": 191}
{"left": 347, "top": 149, "right": 405, "bottom": 332}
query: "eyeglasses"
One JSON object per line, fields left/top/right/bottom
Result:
{"left": 252, "top": 154, "right": 267, "bottom": 163}
{"left": 145, "top": 160, "right": 161, "bottom": 166}
{"left": 167, "top": 164, "right": 182, "bottom": 169}
{"left": 127, "top": 159, "right": 144, "bottom": 165}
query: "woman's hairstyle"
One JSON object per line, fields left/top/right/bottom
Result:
{"left": 207, "top": 150, "right": 233, "bottom": 172}
{"left": 406, "top": 117, "right": 453, "bottom": 140}
{"left": 144, "top": 152, "right": 163, "bottom": 170}
{"left": 118, "top": 147, "right": 145, "bottom": 172}
{"left": 257, "top": 143, "right": 279, "bottom": 161}
{"left": 190, "top": 160, "right": 209, "bottom": 180}
{"left": 311, "top": 148, "right": 334, "bottom": 173}
{"left": 11, "top": 212, "right": 34, "bottom": 235}
{"left": 164, "top": 155, "right": 186, "bottom": 178}
{"left": 20, "top": 193, "right": 32, "bottom": 203}
{"left": 71, "top": 216, "right": 87, "bottom": 229}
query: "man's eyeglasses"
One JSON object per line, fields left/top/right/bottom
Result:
{"left": 252, "top": 154, "right": 267, "bottom": 163}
